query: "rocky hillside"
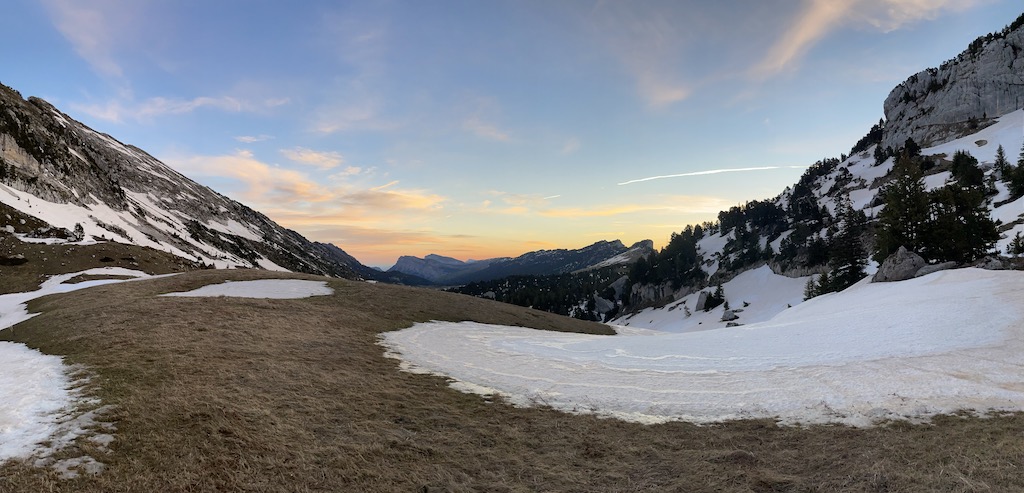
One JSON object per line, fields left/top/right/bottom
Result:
{"left": 882, "top": 13, "right": 1024, "bottom": 149}
{"left": 390, "top": 239, "right": 653, "bottom": 285}
{"left": 388, "top": 254, "right": 506, "bottom": 285}
{"left": 450, "top": 14, "right": 1024, "bottom": 325}
{"left": 0, "top": 83, "right": 375, "bottom": 279}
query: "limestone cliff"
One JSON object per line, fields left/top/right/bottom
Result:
{"left": 882, "top": 14, "right": 1024, "bottom": 150}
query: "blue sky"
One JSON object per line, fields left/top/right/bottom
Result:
{"left": 1, "top": 1, "right": 1020, "bottom": 267}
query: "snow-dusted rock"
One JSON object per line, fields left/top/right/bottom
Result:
{"left": 882, "top": 21, "right": 1024, "bottom": 150}
{"left": 721, "top": 309, "right": 739, "bottom": 322}
{"left": 873, "top": 246, "right": 927, "bottom": 282}
{"left": 974, "top": 256, "right": 1010, "bottom": 271}
{"left": 915, "top": 261, "right": 958, "bottom": 278}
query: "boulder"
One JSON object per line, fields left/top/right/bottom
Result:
{"left": 0, "top": 254, "right": 27, "bottom": 266}
{"left": 915, "top": 261, "right": 957, "bottom": 278}
{"left": 694, "top": 291, "right": 710, "bottom": 311}
{"left": 721, "top": 310, "right": 739, "bottom": 322}
{"left": 873, "top": 246, "right": 927, "bottom": 282}
{"left": 974, "top": 256, "right": 1009, "bottom": 271}
{"left": 594, "top": 295, "right": 616, "bottom": 314}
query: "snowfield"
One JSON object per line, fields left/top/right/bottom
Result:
{"left": 381, "top": 268, "right": 1024, "bottom": 426}
{"left": 615, "top": 265, "right": 811, "bottom": 333}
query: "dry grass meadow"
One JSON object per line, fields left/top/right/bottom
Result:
{"left": 1, "top": 268, "right": 1024, "bottom": 492}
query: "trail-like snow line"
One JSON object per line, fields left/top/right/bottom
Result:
{"left": 380, "top": 268, "right": 1024, "bottom": 426}
{"left": 0, "top": 267, "right": 154, "bottom": 463}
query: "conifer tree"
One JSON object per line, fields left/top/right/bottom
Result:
{"left": 1011, "top": 142, "right": 1024, "bottom": 199}
{"left": 873, "top": 144, "right": 886, "bottom": 166}
{"left": 994, "top": 144, "right": 1009, "bottom": 175}
{"left": 1009, "top": 231, "right": 1024, "bottom": 257}
{"left": 828, "top": 197, "right": 868, "bottom": 291}
{"left": 950, "top": 150, "right": 984, "bottom": 187}
{"left": 874, "top": 155, "right": 929, "bottom": 262}
{"left": 923, "top": 184, "right": 999, "bottom": 263}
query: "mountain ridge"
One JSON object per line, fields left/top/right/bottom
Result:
{"left": 0, "top": 83, "right": 391, "bottom": 281}
{"left": 390, "top": 239, "right": 654, "bottom": 285}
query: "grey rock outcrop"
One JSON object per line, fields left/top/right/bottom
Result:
{"left": 721, "top": 310, "right": 739, "bottom": 322}
{"left": 694, "top": 291, "right": 710, "bottom": 311}
{"left": 594, "top": 294, "right": 616, "bottom": 314}
{"left": 914, "top": 261, "right": 957, "bottom": 278}
{"left": 974, "top": 256, "right": 1010, "bottom": 271}
{"left": 631, "top": 280, "right": 678, "bottom": 307}
{"left": 882, "top": 16, "right": 1024, "bottom": 150}
{"left": 873, "top": 246, "right": 927, "bottom": 282}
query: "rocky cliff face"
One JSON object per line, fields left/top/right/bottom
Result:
{"left": 0, "top": 83, "right": 358, "bottom": 278}
{"left": 882, "top": 14, "right": 1024, "bottom": 150}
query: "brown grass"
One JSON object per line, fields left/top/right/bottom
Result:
{"left": 2, "top": 269, "right": 1024, "bottom": 492}
{"left": 0, "top": 234, "right": 198, "bottom": 294}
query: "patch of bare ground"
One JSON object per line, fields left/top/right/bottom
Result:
{"left": 2, "top": 269, "right": 1024, "bottom": 492}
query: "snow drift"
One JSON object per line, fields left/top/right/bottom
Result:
{"left": 381, "top": 268, "right": 1024, "bottom": 426}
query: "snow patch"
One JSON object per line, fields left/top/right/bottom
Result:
{"left": 0, "top": 268, "right": 152, "bottom": 467}
{"left": 381, "top": 268, "right": 1024, "bottom": 426}
{"left": 160, "top": 279, "right": 333, "bottom": 299}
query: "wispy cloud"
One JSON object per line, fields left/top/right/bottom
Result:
{"left": 235, "top": 135, "right": 274, "bottom": 143}
{"left": 329, "top": 166, "right": 366, "bottom": 179}
{"left": 313, "top": 99, "right": 400, "bottom": 134}
{"left": 618, "top": 166, "right": 809, "bottom": 186}
{"left": 588, "top": 2, "right": 693, "bottom": 108}
{"left": 41, "top": 0, "right": 133, "bottom": 78}
{"left": 539, "top": 196, "right": 731, "bottom": 218}
{"left": 280, "top": 147, "right": 344, "bottom": 170}
{"left": 167, "top": 150, "right": 445, "bottom": 215}
{"left": 560, "top": 138, "right": 581, "bottom": 155}
{"left": 753, "top": 0, "right": 986, "bottom": 77}
{"left": 73, "top": 96, "right": 289, "bottom": 123}
{"left": 752, "top": 0, "right": 850, "bottom": 77}
{"left": 166, "top": 150, "right": 332, "bottom": 204}
{"left": 463, "top": 116, "right": 511, "bottom": 142}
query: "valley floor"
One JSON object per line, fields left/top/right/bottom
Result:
{"left": 1, "top": 268, "right": 1023, "bottom": 491}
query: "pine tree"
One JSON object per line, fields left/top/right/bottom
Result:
{"left": 874, "top": 144, "right": 886, "bottom": 166}
{"left": 950, "top": 150, "right": 984, "bottom": 187}
{"left": 1009, "top": 231, "right": 1024, "bottom": 257}
{"left": 994, "top": 144, "right": 1009, "bottom": 175}
{"left": 804, "top": 270, "right": 831, "bottom": 300}
{"left": 828, "top": 197, "right": 868, "bottom": 291}
{"left": 904, "top": 138, "right": 921, "bottom": 158}
{"left": 874, "top": 155, "right": 929, "bottom": 262}
{"left": 1011, "top": 142, "right": 1024, "bottom": 199}
{"left": 922, "top": 184, "right": 999, "bottom": 263}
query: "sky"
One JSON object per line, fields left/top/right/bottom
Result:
{"left": 0, "top": 0, "right": 1021, "bottom": 267}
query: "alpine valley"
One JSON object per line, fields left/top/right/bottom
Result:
{"left": 3, "top": 10, "right": 1024, "bottom": 493}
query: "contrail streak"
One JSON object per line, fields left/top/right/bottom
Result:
{"left": 617, "top": 165, "right": 808, "bottom": 185}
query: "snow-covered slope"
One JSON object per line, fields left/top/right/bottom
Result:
{"left": 578, "top": 240, "right": 655, "bottom": 272}
{"left": 381, "top": 268, "right": 1024, "bottom": 426}
{"left": 617, "top": 265, "right": 811, "bottom": 332}
{"left": 0, "top": 83, "right": 361, "bottom": 278}
{"left": 617, "top": 107, "right": 1024, "bottom": 331}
